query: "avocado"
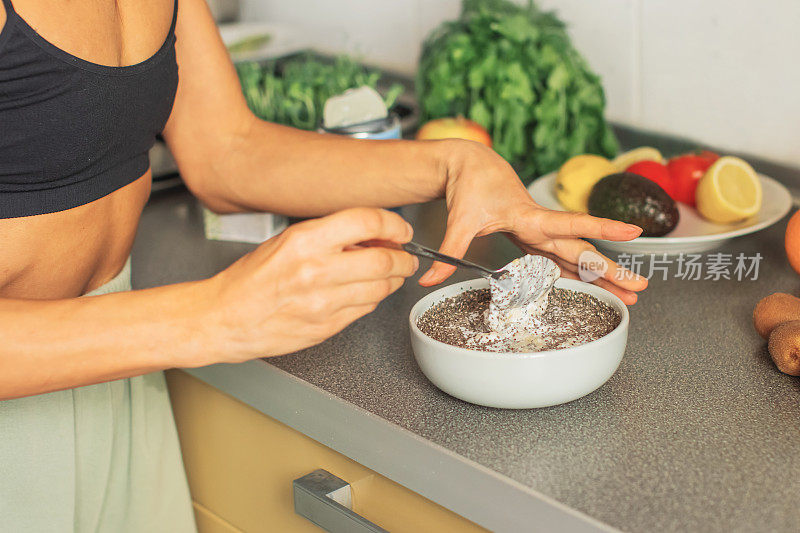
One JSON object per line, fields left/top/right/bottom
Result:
{"left": 588, "top": 172, "right": 679, "bottom": 237}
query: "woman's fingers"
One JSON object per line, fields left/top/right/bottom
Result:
{"left": 325, "top": 276, "right": 411, "bottom": 333}
{"left": 303, "top": 207, "right": 414, "bottom": 251}
{"left": 418, "top": 221, "right": 476, "bottom": 287}
{"left": 529, "top": 238, "right": 648, "bottom": 292}
{"left": 511, "top": 234, "right": 646, "bottom": 304}
{"left": 328, "top": 247, "right": 418, "bottom": 284}
{"left": 525, "top": 210, "right": 642, "bottom": 242}
{"left": 302, "top": 276, "right": 406, "bottom": 325}
{"left": 557, "top": 267, "right": 639, "bottom": 305}
{"left": 328, "top": 303, "right": 382, "bottom": 334}
{"left": 328, "top": 277, "right": 407, "bottom": 308}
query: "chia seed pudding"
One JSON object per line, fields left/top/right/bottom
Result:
{"left": 417, "top": 288, "right": 620, "bottom": 352}
{"left": 416, "top": 255, "right": 621, "bottom": 353}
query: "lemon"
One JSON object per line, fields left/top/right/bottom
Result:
{"left": 611, "top": 146, "right": 664, "bottom": 171}
{"left": 555, "top": 155, "right": 615, "bottom": 212}
{"left": 695, "top": 156, "right": 762, "bottom": 223}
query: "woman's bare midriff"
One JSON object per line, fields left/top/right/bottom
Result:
{"left": 0, "top": 0, "right": 174, "bottom": 299}
{"left": 0, "top": 173, "right": 151, "bottom": 299}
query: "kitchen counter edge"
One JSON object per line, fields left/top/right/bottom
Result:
{"left": 184, "top": 361, "right": 619, "bottom": 533}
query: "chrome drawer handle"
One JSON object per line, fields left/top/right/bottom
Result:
{"left": 293, "top": 469, "right": 387, "bottom": 533}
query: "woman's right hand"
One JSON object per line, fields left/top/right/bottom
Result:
{"left": 202, "top": 208, "right": 418, "bottom": 364}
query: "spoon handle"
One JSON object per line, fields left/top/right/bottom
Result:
{"left": 401, "top": 241, "right": 505, "bottom": 279}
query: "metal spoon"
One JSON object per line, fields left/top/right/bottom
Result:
{"left": 401, "top": 241, "right": 509, "bottom": 280}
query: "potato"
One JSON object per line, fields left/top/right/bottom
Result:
{"left": 752, "top": 292, "right": 800, "bottom": 339}
{"left": 768, "top": 320, "right": 800, "bottom": 376}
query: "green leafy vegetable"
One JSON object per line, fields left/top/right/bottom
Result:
{"left": 237, "top": 54, "right": 403, "bottom": 130}
{"left": 417, "top": 0, "right": 618, "bottom": 182}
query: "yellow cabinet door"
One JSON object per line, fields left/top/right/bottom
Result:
{"left": 166, "top": 370, "right": 486, "bottom": 533}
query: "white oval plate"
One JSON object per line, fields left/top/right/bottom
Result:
{"left": 528, "top": 172, "right": 793, "bottom": 255}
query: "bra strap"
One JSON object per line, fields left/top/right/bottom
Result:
{"left": 169, "top": 0, "right": 178, "bottom": 35}
{"left": 1, "top": 0, "right": 16, "bottom": 16}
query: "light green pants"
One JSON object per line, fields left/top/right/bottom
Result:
{"left": 0, "top": 260, "right": 196, "bottom": 532}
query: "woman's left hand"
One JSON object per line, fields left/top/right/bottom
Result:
{"left": 418, "top": 141, "right": 648, "bottom": 305}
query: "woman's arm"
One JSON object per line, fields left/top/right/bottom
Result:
{"left": 0, "top": 280, "right": 212, "bottom": 399}
{"left": 162, "top": 0, "right": 647, "bottom": 302}
{"left": 0, "top": 209, "right": 417, "bottom": 400}
{"left": 162, "top": 0, "right": 447, "bottom": 217}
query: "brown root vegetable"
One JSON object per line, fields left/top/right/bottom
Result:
{"left": 753, "top": 292, "right": 800, "bottom": 339}
{"left": 768, "top": 320, "right": 800, "bottom": 376}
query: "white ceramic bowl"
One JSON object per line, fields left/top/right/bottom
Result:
{"left": 409, "top": 278, "right": 629, "bottom": 409}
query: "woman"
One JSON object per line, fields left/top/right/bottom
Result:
{"left": 0, "top": 0, "right": 647, "bottom": 530}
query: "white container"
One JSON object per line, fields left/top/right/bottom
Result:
{"left": 409, "top": 278, "right": 629, "bottom": 409}
{"left": 203, "top": 208, "right": 288, "bottom": 244}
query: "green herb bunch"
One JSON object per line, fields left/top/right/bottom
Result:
{"left": 417, "top": 0, "right": 618, "bottom": 182}
{"left": 237, "top": 54, "right": 403, "bottom": 131}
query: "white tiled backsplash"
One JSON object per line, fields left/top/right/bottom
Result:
{"left": 240, "top": 0, "right": 800, "bottom": 168}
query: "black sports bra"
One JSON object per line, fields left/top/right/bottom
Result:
{"left": 0, "top": 0, "right": 178, "bottom": 218}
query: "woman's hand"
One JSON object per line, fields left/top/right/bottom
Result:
{"left": 206, "top": 208, "right": 418, "bottom": 362}
{"left": 419, "top": 141, "right": 648, "bottom": 304}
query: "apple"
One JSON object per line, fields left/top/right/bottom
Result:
{"left": 415, "top": 117, "right": 492, "bottom": 147}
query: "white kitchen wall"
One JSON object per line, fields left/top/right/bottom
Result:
{"left": 240, "top": 0, "right": 800, "bottom": 167}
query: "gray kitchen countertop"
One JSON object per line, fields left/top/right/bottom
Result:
{"left": 132, "top": 175, "right": 800, "bottom": 532}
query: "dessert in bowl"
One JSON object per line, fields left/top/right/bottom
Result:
{"left": 409, "top": 256, "right": 629, "bottom": 409}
